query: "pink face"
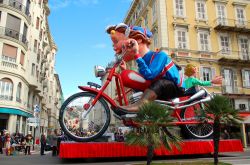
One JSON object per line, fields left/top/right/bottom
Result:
{"left": 110, "top": 31, "right": 127, "bottom": 54}
{"left": 192, "top": 67, "right": 198, "bottom": 77}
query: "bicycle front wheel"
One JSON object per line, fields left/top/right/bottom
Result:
{"left": 59, "top": 92, "right": 111, "bottom": 142}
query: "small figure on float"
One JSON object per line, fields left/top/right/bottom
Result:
{"left": 184, "top": 64, "right": 222, "bottom": 94}
{"left": 106, "top": 23, "right": 185, "bottom": 115}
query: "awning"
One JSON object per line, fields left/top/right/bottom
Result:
{"left": 0, "top": 107, "right": 33, "bottom": 118}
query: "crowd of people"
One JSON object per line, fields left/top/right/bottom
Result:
{"left": 0, "top": 130, "right": 33, "bottom": 156}
{"left": 0, "top": 129, "right": 64, "bottom": 156}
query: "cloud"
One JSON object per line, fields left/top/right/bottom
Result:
{"left": 49, "top": 0, "right": 70, "bottom": 10}
{"left": 49, "top": 0, "right": 99, "bottom": 10}
{"left": 92, "top": 43, "right": 107, "bottom": 49}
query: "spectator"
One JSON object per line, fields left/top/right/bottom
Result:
{"left": 118, "top": 129, "right": 124, "bottom": 142}
{"left": 0, "top": 132, "right": 3, "bottom": 154}
{"left": 25, "top": 131, "right": 33, "bottom": 155}
{"left": 40, "top": 134, "right": 46, "bottom": 155}
{"left": 47, "top": 129, "right": 58, "bottom": 156}
{"left": 223, "top": 129, "right": 230, "bottom": 139}
{"left": 5, "top": 133, "right": 11, "bottom": 156}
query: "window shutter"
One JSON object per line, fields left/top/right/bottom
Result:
{"left": 20, "top": 51, "right": 25, "bottom": 65}
{"left": 2, "top": 44, "right": 17, "bottom": 58}
{"left": 199, "top": 66, "right": 203, "bottom": 81}
{"left": 211, "top": 68, "right": 216, "bottom": 81}
{"left": 242, "top": 69, "right": 246, "bottom": 87}
{"left": 233, "top": 69, "right": 238, "bottom": 89}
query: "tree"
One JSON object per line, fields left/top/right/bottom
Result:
{"left": 125, "top": 102, "right": 182, "bottom": 165}
{"left": 201, "top": 95, "right": 242, "bottom": 165}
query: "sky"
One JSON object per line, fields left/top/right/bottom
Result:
{"left": 48, "top": 0, "right": 132, "bottom": 98}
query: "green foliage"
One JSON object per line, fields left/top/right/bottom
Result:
{"left": 125, "top": 102, "right": 182, "bottom": 152}
{"left": 202, "top": 95, "right": 243, "bottom": 125}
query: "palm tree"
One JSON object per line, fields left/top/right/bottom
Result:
{"left": 125, "top": 102, "right": 182, "bottom": 165}
{"left": 201, "top": 95, "right": 242, "bottom": 165}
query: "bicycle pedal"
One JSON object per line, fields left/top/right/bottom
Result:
{"left": 121, "top": 114, "right": 137, "bottom": 118}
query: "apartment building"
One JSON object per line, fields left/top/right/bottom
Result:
{"left": 0, "top": 0, "right": 63, "bottom": 136}
{"left": 121, "top": 0, "right": 250, "bottom": 146}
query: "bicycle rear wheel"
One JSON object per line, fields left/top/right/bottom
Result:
{"left": 180, "top": 102, "right": 213, "bottom": 139}
{"left": 59, "top": 92, "right": 110, "bottom": 142}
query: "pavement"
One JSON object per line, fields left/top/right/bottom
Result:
{"left": 0, "top": 147, "right": 249, "bottom": 165}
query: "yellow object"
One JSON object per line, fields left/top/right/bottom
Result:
{"left": 111, "top": 30, "right": 116, "bottom": 35}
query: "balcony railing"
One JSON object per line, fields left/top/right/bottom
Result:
{"left": 0, "top": 26, "right": 28, "bottom": 46}
{"left": 217, "top": 50, "right": 250, "bottom": 61}
{"left": 0, "top": 0, "right": 30, "bottom": 18}
{"left": 222, "top": 85, "right": 245, "bottom": 95}
{"left": 0, "top": 95, "right": 13, "bottom": 101}
{"left": 214, "top": 18, "right": 250, "bottom": 32}
{"left": 1, "top": 55, "right": 18, "bottom": 69}
{"left": 16, "top": 97, "right": 22, "bottom": 103}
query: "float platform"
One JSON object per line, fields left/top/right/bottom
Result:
{"left": 59, "top": 139, "right": 243, "bottom": 158}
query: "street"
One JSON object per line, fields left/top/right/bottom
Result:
{"left": 0, "top": 148, "right": 250, "bottom": 165}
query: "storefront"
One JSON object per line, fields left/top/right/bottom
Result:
{"left": 0, "top": 107, "right": 33, "bottom": 134}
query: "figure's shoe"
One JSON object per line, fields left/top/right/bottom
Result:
{"left": 111, "top": 106, "right": 136, "bottom": 116}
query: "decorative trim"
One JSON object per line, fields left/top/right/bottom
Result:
{"left": 232, "top": 2, "right": 248, "bottom": 7}
{"left": 173, "top": 22, "right": 190, "bottom": 31}
{"left": 213, "top": 0, "right": 229, "bottom": 4}
{"left": 194, "top": 25, "right": 212, "bottom": 33}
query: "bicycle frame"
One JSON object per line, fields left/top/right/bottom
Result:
{"left": 78, "top": 59, "right": 213, "bottom": 126}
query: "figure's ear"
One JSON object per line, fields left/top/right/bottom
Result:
{"left": 137, "top": 39, "right": 142, "bottom": 44}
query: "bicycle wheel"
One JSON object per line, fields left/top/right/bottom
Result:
{"left": 59, "top": 92, "right": 111, "bottom": 142}
{"left": 180, "top": 102, "right": 213, "bottom": 139}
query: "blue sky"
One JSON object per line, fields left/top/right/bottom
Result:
{"left": 48, "top": 0, "right": 132, "bottom": 98}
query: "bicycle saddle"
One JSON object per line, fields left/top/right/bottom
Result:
{"left": 87, "top": 82, "right": 101, "bottom": 89}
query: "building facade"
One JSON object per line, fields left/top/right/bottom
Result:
{"left": 0, "top": 0, "right": 63, "bottom": 136}
{"left": 122, "top": 0, "right": 250, "bottom": 146}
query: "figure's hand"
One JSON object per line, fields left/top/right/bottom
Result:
{"left": 122, "top": 39, "right": 139, "bottom": 57}
{"left": 211, "top": 76, "right": 223, "bottom": 85}
{"left": 120, "top": 60, "right": 126, "bottom": 70}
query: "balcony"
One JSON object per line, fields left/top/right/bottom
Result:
{"left": 0, "top": 95, "right": 13, "bottom": 101}
{"left": 0, "top": 0, "right": 31, "bottom": 22}
{"left": 214, "top": 18, "right": 250, "bottom": 33}
{"left": 222, "top": 85, "right": 245, "bottom": 95}
{"left": 43, "top": 80, "right": 48, "bottom": 88}
{"left": 0, "top": 26, "right": 28, "bottom": 49}
{"left": 217, "top": 50, "right": 250, "bottom": 66}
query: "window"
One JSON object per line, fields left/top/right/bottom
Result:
{"left": 198, "top": 31, "right": 210, "bottom": 51}
{"left": 242, "top": 70, "right": 250, "bottom": 87}
{"left": 36, "top": 17, "right": 40, "bottom": 29}
{"left": 239, "top": 37, "right": 249, "bottom": 60}
{"left": 236, "top": 7, "right": 245, "bottom": 25}
{"left": 6, "top": 14, "right": 21, "bottom": 32}
{"left": 31, "top": 63, "right": 35, "bottom": 76}
{"left": 23, "top": 24, "right": 28, "bottom": 43}
{"left": 0, "top": 78, "right": 13, "bottom": 101}
{"left": 196, "top": 1, "right": 206, "bottom": 20}
{"left": 176, "top": 27, "right": 188, "bottom": 49}
{"left": 34, "top": 39, "right": 37, "bottom": 52}
{"left": 152, "top": 1, "right": 157, "bottom": 23}
{"left": 20, "top": 51, "right": 25, "bottom": 65}
{"left": 175, "top": 0, "right": 185, "bottom": 17}
{"left": 179, "top": 65, "right": 186, "bottom": 79}
{"left": 2, "top": 44, "right": 17, "bottom": 63}
{"left": 220, "top": 34, "right": 230, "bottom": 54}
{"left": 239, "top": 104, "right": 246, "bottom": 110}
{"left": 216, "top": 3, "right": 227, "bottom": 25}
{"left": 16, "top": 83, "right": 22, "bottom": 102}
{"left": 200, "top": 67, "right": 215, "bottom": 81}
